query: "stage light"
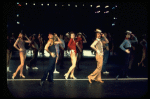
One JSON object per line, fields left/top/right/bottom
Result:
{"left": 55, "top": 4, "right": 57, "bottom": 6}
{"left": 83, "top": 4, "right": 84, "bottom": 6}
{"left": 90, "top": 5, "right": 92, "bottom": 7}
{"left": 114, "top": 17, "right": 117, "bottom": 19}
{"left": 112, "top": 23, "right": 115, "bottom": 26}
{"left": 17, "top": 14, "right": 19, "bottom": 17}
{"left": 75, "top": 5, "right": 77, "bottom": 7}
{"left": 62, "top": 5, "right": 64, "bottom": 6}
{"left": 68, "top": 4, "right": 70, "bottom": 6}
{"left": 115, "top": 5, "right": 117, "bottom": 7}
{"left": 17, "top": 2, "right": 19, "bottom": 4}
{"left": 112, "top": 7, "right": 115, "bottom": 9}
{"left": 26, "top": 3, "right": 27, "bottom": 5}
{"left": 17, "top": 21, "right": 20, "bottom": 24}
{"left": 105, "top": 11, "right": 109, "bottom": 13}
{"left": 41, "top": 3, "right": 43, "bottom": 6}
{"left": 105, "top": 5, "right": 109, "bottom": 8}
{"left": 33, "top": 3, "right": 35, "bottom": 5}
{"left": 47, "top": 3, "right": 49, "bottom": 6}
{"left": 96, "top": 5, "right": 100, "bottom": 8}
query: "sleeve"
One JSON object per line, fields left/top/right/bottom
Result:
{"left": 68, "top": 38, "right": 73, "bottom": 49}
{"left": 119, "top": 40, "right": 127, "bottom": 51}
{"left": 130, "top": 36, "right": 138, "bottom": 43}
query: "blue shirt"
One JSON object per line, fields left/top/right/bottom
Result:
{"left": 120, "top": 36, "right": 138, "bottom": 51}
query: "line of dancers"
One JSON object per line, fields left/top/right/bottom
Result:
{"left": 9, "top": 28, "right": 139, "bottom": 86}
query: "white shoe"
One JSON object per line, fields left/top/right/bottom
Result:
{"left": 26, "top": 65, "right": 29, "bottom": 70}
{"left": 7, "top": 67, "right": 11, "bottom": 72}
{"left": 53, "top": 70, "right": 59, "bottom": 73}
{"left": 32, "top": 67, "right": 38, "bottom": 69}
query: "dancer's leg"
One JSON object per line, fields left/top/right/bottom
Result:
{"left": 20, "top": 51, "right": 26, "bottom": 75}
{"left": 70, "top": 54, "right": 77, "bottom": 76}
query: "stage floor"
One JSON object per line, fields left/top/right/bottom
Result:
{"left": 6, "top": 51, "right": 148, "bottom": 98}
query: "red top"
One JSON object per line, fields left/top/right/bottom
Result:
{"left": 68, "top": 37, "right": 82, "bottom": 54}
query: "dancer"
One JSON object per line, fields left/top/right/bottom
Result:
{"left": 116, "top": 30, "right": 138, "bottom": 80}
{"left": 53, "top": 33, "right": 60, "bottom": 73}
{"left": 138, "top": 36, "right": 147, "bottom": 67}
{"left": 101, "top": 32, "right": 110, "bottom": 74}
{"left": 40, "top": 33, "right": 62, "bottom": 86}
{"left": 64, "top": 32, "right": 70, "bottom": 57}
{"left": 88, "top": 29, "right": 109, "bottom": 84}
{"left": 58, "top": 33, "right": 65, "bottom": 69}
{"left": 64, "top": 31, "right": 82, "bottom": 79}
{"left": 12, "top": 33, "right": 31, "bottom": 79}
{"left": 26, "top": 34, "right": 39, "bottom": 70}
{"left": 76, "top": 32, "right": 87, "bottom": 70}
{"left": 7, "top": 35, "right": 14, "bottom": 72}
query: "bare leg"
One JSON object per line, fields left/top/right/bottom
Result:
{"left": 70, "top": 55, "right": 77, "bottom": 77}
{"left": 20, "top": 52, "right": 26, "bottom": 76}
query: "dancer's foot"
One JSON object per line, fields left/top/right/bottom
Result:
{"left": 20, "top": 74, "right": 25, "bottom": 78}
{"left": 26, "top": 65, "right": 29, "bottom": 70}
{"left": 88, "top": 76, "right": 92, "bottom": 84}
{"left": 70, "top": 75, "right": 77, "bottom": 79}
{"left": 12, "top": 73, "right": 17, "bottom": 79}
{"left": 95, "top": 80, "right": 104, "bottom": 83}
{"left": 53, "top": 70, "right": 60, "bottom": 73}
{"left": 64, "top": 73, "right": 69, "bottom": 80}
{"left": 116, "top": 75, "right": 119, "bottom": 80}
{"left": 32, "top": 67, "right": 38, "bottom": 70}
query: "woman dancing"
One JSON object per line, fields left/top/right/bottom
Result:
{"left": 12, "top": 33, "right": 31, "bottom": 79}
{"left": 64, "top": 31, "right": 82, "bottom": 79}
{"left": 88, "top": 29, "right": 109, "bottom": 84}
{"left": 40, "top": 33, "right": 62, "bottom": 86}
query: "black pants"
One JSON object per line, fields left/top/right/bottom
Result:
{"left": 118, "top": 48, "right": 131, "bottom": 77}
{"left": 27, "top": 49, "right": 38, "bottom": 67}
{"left": 76, "top": 49, "right": 83, "bottom": 69}
{"left": 59, "top": 48, "right": 64, "bottom": 68}
{"left": 41, "top": 56, "right": 56, "bottom": 82}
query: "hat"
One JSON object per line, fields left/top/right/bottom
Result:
{"left": 125, "top": 30, "right": 132, "bottom": 34}
{"left": 77, "top": 32, "right": 82, "bottom": 35}
{"left": 95, "top": 29, "right": 102, "bottom": 33}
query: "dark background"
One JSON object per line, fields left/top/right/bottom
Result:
{"left": 5, "top": 1, "right": 148, "bottom": 49}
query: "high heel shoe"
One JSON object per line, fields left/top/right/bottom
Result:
{"left": 12, "top": 73, "right": 17, "bottom": 79}
{"left": 20, "top": 74, "right": 25, "bottom": 78}
{"left": 64, "top": 73, "right": 69, "bottom": 80}
{"left": 70, "top": 75, "right": 77, "bottom": 79}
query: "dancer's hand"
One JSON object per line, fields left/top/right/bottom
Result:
{"left": 125, "top": 49, "right": 130, "bottom": 54}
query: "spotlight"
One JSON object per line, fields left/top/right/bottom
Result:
{"left": 96, "top": 5, "right": 100, "bottom": 8}
{"left": 113, "top": 17, "right": 117, "bottom": 19}
{"left": 105, "top": 5, "right": 109, "bottom": 8}
{"left": 90, "top": 5, "right": 92, "bottom": 7}
{"left": 75, "top": 5, "right": 77, "bottom": 7}
{"left": 17, "top": 21, "right": 20, "bottom": 24}
{"left": 55, "top": 4, "right": 57, "bottom": 6}
{"left": 105, "top": 11, "right": 109, "bottom": 13}
{"left": 115, "top": 5, "right": 117, "bottom": 7}
{"left": 68, "top": 4, "right": 70, "bottom": 6}
{"left": 33, "top": 3, "right": 35, "bottom": 5}
{"left": 26, "top": 3, "right": 27, "bottom": 5}
{"left": 17, "top": 2, "right": 19, "bottom": 4}
{"left": 41, "top": 3, "right": 43, "bottom": 6}
{"left": 83, "top": 4, "right": 84, "bottom": 6}
{"left": 112, "top": 7, "right": 115, "bottom": 9}
{"left": 47, "top": 3, "right": 49, "bottom": 6}
{"left": 112, "top": 23, "right": 115, "bottom": 26}
{"left": 17, "top": 14, "right": 19, "bottom": 17}
{"left": 62, "top": 5, "right": 64, "bottom": 6}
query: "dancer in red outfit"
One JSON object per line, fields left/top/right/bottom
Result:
{"left": 64, "top": 31, "right": 82, "bottom": 79}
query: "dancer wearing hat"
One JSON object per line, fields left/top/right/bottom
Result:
{"left": 76, "top": 32, "right": 87, "bottom": 70}
{"left": 88, "top": 29, "right": 109, "bottom": 83}
{"left": 116, "top": 30, "right": 138, "bottom": 80}
{"left": 64, "top": 31, "right": 82, "bottom": 79}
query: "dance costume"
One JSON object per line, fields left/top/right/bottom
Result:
{"left": 41, "top": 44, "right": 56, "bottom": 82}
{"left": 67, "top": 37, "right": 82, "bottom": 54}
{"left": 88, "top": 38, "right": 104, "bottom": 81}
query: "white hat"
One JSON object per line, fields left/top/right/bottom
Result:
{"left": 125, "top": 30, "right": 132, "bottom": 34}
{"left": 95, "top": 29, "right": 102, "bottom": 33}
